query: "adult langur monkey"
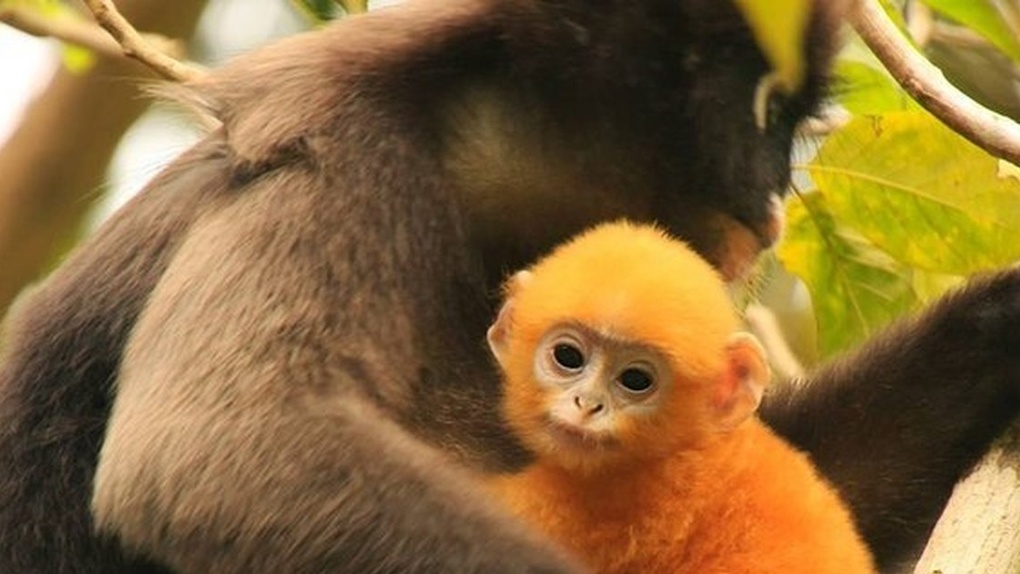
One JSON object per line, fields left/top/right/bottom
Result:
{"left": 0, "top": 0, "right": 1018, "bottom": 572}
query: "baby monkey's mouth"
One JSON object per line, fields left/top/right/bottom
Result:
{"left": 544, "top": 418, "right": 619, "bottom": 451}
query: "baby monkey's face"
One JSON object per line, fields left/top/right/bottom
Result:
{"left": 502, "top": 322, "right": 715, "bottom": 472}
{"left": 532, "top": 323, "right": 670, "bottom": 436}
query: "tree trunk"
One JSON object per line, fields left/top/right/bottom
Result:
{"left": 913, "top": 419, "right": 1020, "bottom": 574}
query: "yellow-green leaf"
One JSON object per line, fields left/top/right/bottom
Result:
{"left": 910, "top": 268, "right": 964, "bottom": 303}
{"left": 835, "top": 60, "right": 919, "bottom": 115}
{"left": 778, "top": 192, "right": 919, "bottom": 357}
{"left": 920, "top": 0, "right": 1020, "bottom": 63}
{"left": 291, "top": 0, "right": 341, "bottom": 22}
{"left": 337, "top": 0, "right": 368, "bottom": 14}
{"left": 733, "top": 0, "right": 811, "bottom": 92}
{"left": 805, "top": 111, "right": 1020, "bottom": 275}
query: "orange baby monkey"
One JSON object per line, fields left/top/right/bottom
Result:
{"left": 487, "top": 222, "right": 875, "bottom": 574}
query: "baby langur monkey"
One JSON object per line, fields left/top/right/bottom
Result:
{"left": 487, "top": 222, "right": 875, "bottom": 574}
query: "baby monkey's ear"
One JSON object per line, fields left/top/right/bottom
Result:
{"left": 486, "top": 270, "right": 534, "bottom": 366}
{"left": 714, "top": 332, "right": 771, "bottom": 431}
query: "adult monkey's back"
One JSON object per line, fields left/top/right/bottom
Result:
{"left": 1, "top": 0, "right": 1018, "bottom": 572}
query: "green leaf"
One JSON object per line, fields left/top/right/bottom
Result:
{"left": 732, "top": 0, "right": 811, "bottom": 92}
{"left": 910, "top": 268, "right": 964, "bottom": 303}
{"left": 292, "top": 0, "right": 367, "bottom": 22}
{"left": 291, "top": 0, "right": 341, "bottom": 22}
{"left": 835, "top": 60, "right": 919, "bottom": 115}
{"left": 777, "top": 192, "right": 919, "bottom": 357}
{"left": 920, "top": 0, "right": 1020, "bottom": 63}
{"left": 805, "top": 111, "right": 1020, "bottom": 275}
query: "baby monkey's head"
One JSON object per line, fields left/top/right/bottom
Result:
{"left": 488, "top": 221, "right": 770, "bottom": 473}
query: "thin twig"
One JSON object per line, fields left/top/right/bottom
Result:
{"left": 0, "top": 5, "right": 124, "bottom": 58}
{"left": 80, "top": 0, "right": 205, "bottom": 82}
{"left": 852, "top": 0, "right": 1020, "bottom": 165}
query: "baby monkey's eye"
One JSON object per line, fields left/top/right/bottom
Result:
{"left": 618, "top": 367, "right": 654, "bottom": 393}
{"left": 553, "top": 343, "right": 585, "bottom": 371}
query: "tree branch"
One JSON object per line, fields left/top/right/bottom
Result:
{"left": 913, "top": 420, "right": 1020, "bottom": 573}
{"left": 0, "top": 5, "right": 125, "bottom": 59}
{"left": 80, "top": 0, "right": 206, "bottom": 82}
{"left": 1, "top": 2, "right": 204, "bottom": 82}
{"left": 851, "top": 0, "right": 1020, "bottom": 166}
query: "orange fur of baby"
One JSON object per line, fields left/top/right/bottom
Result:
{"left": 489, "top": 221, "right": 875, "bottom": 574}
